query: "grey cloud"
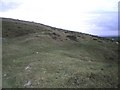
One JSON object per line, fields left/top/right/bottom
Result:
{"left": 89, "top": 12, "right": 118, "bottom": 31}
{"left": 98, "top": 13, "right": 117, "bottom": 31}
{"left": 84, "top": 12, "right": 118, "bottom": 36}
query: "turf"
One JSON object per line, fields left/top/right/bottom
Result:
{"left": 2, "top": 18, "right": 119, "bottom": 88}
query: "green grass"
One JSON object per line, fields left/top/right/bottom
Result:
{"left": 2, "top": 18, "right": 118, "bottom": 88}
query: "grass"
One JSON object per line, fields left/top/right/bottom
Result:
{"left": 2, "top": 18, "right": 118, "bottom": 88}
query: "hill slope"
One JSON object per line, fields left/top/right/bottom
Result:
{"left": 2, "top": 18, "right": 119, "bottom": 88}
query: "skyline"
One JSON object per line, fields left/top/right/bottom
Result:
{"left": 0, "top": 0, "right": 119, "bottom": 36}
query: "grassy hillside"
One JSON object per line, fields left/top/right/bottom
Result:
{"left": 2, "top": 18, "right": 119, "bottom": 88}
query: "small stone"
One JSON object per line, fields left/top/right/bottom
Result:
{"left": 24, "top": 81, "right": 32, "bottom": 87}
{"left": 88, "top": 60, "right": 91, "bottom": 62}
{"left": 43, "top": 71, "right": 46, "bottom": 73}
{"left": 3, "top": 74, "right": 7, "bottom": 77}
{"left": 13, "top": 60, "right": 15, "bottom": 62}
{"left": 25, "top": 65, "right": 31, "bottom": 70}
{"left": 116, "top": 42, "right": 119, "bottom": 44}
{"left": 112, "top": 38, "right": 114, "bottom": 41}
{"left": 36, "top": 52, "right": 39, "bottom": 54}
{"left": 41, "top": 77, "right": 44, "bottom": 80}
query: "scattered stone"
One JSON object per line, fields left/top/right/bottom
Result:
{"left": 36, "top": 52, "right": 39, "bottom": 54}
{"left": 41, "top": 32, "right": 44, "bottom": 34}
{"left": 116, "top": 42, "right": 119, "bottom": 44}
{"left": 88, "top": 60, "right": 91, "bottom": 62}
{"left": 25, "top": 65, "right": 31, "bottom": 70}
{"left": 24, "top": 80, "right": 32, "bottom": 87}
{"left": 43, "top": 71, "right": 46, "bottom": 74}
{"left": 3, "top": 74, "right": 7, "bottom": 77}
{"left": 112, "top": 38, "right": 114, "bottom": 41}
{"left": 41, "top": 77, "right": 44, "bottom": 81}
{"left": 13, "top": 60, "right": 16, "bottom": 63}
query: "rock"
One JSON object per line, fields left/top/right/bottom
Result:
{"left": 25, "top": 65, "right": 31, "bottom": 70}
{"left": 116, "top": 42, "right": 119, "bottom": 44}
{"left": 3, "top": 74, "right": 7, "bottom": 77}
{"left": 112, "top": 38, "right": 114, "bottom": 41}
{"left": 36, "top": 52, "right": 39, "bottom": 54}
{"left": 88, "top": 60, "right": 91, "bottom": 62}
{"left": 24, "top": 80, "right": 32, "bottom": 87}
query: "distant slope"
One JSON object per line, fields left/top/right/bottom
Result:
{"left": 2, "top": 17, "right": 119, "bottom": 88}
{"left": 104, "top": 36, "right": 120, "bottom": 41}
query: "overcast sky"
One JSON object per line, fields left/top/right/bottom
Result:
{"left": 0, "top": 0, "right": 119, "bottom": 36}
